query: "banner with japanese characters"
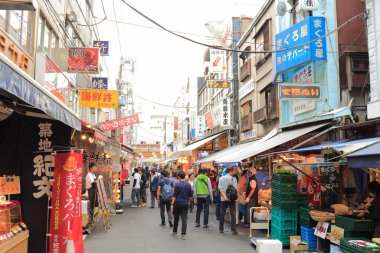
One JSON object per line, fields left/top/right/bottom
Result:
{"left": 93, "top": 40, "right": 109, "bottom": 56}
{"left": 68, "top": 48, "right": 99, "bottom": 73}
{"left": 99, "top": 114, "right": 140, "bottom": 132}
{"left": 79, "top": 89, "right": 118, "bottom": 108}
{"left": 220, "top": 97, "right": 230, "bottom": 127}
{"left": 0, "top": 113, "right": 71, "bottom": 253}
{"left": 306, "top": 175, "right": 322, "bottom": 208}
{"left": 49, "top": 152, "right": 84, "bottom": 253}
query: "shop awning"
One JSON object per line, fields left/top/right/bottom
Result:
{"left": 215, "top": 123, "right": 328, "bottom": 163}
{"left": 177, "top": 132, "right": 226, "bottom": 155}
{"left": 0, "top": 53, "right": 81, "bottom": 130}
{"left": 347, "top": 142, "right": 380, "bottom": 168}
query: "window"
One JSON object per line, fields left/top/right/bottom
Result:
{"left": 37, "top": 15, "right": 59, "bottom": 62}
{"left": 351, "top": 54, "right": 369, "bottom": 72}
{"left": 4, "top": 10, "right": 34, "bottom": 54}
{"left": 254, "top": 19, "right": 271, "bottom": 68}
{"left": 239, "top": 46, "right": 251, "bottom": 64}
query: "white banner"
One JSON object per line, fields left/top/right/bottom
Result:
{"left": 195, "top": 116, "right": 205, "bottom": 138}
{"left": 239, "top": 79, "right": 255, "bottom": 99}
{"left": 220, "top": 97, "right": 230, "bottom": 127}
{"left": 210, "top": 49, "right": 227, "bottom": 74}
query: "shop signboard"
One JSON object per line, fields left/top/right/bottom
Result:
{"left": 221, "top": 97, "right": 230, "bottom": 127}
{"left": 49, "top": 152, "right": 84, "bottom": 253}
{"left": 207, "top": 80, "right": 230, "bottom": 88}
{"left": 240, "top": 129, "right": 257, "bottom": 142}
{"left": 0, "top": 29, "right": 34, "bottom": 77}
{"left": 68, "top": 47, "right": 99, "bottom": 73}
{"left": 94, "top": 130, "right": 108, "bottom": 142}
{"left": 209, "top": 49, "right": 227, "bottom": 74}
{"left": 99, "top": 114, "right": 140, "bottom": 132}
{"left": 91, "top": 77, "right": 108, "bottom": 90}
{"left": 206, "top": 111, "right": 214, "bottom": 129}
{"left": 0, "top": 176, "right": 20, "bottom": 195}
{"left": 93, "top": 40, "right": 109, "bottom": 56}
{"left": 275, "top": 16, "right": 326, "bottom": 74}
{"left": 279, "top": 84, "right": 321, "bottom": 100}
{"left": 292, "top": 63, "right": 316, "bottom": 115}
{"left": 79, "top": 89, "right": 118, "bottom": 108}
{"left": 195, "top": 115, "right": 205, "bottom": 138}
{"left": 239, "top": 79, "right": 255, "bottom": 99}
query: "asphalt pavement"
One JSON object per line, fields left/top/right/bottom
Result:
{"left": 84, "top": 188, "right": 290, "bottom": 253}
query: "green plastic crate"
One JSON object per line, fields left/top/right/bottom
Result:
{"left": 300, "top": 217, "right": 318, "bottom": 228}
{"left": 271, "top": 226, "right": 297, "bottom": 246}
{"left": 336, "top": 215, "right": 374, "bottom": 232}
{"left": 271, "top": 208, "right": 298, "bottom": 220}
{"left": 272, "top": 200, "right": 298, "bottom": 210}
{"left": 340, "top": 238, "right": 380, "bottom": 253}
{"left": 271, "top": 216, "right": 298, "bottom": 230}
{"left": 272, "top": 192, "right": 298, "bottom": 201}
{"left": 272, "top": 173, "right": 297, "bottom": 183}
{"left": 344, "top": 230, "right": 372, "bottom": 239}
{"left": 272, "top": 183, "right": 297, "bottom": 192}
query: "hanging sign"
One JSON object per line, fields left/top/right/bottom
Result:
{"left": 79, "top": 89, "right": 118, "bottom": 108}
{"left": 0, "top": 176, "right": 20, "bottom": 195}
{"left": 91, "top": 77, "right": 108, "bottom": 90}
{"left": 93, "top": 40, "right": 109, "bottom": 56}
{"left": 208, "top": 80, "right": 230, "bottom": 88}
{"left": 195, "top": 115, "right": 205, "bottom": 138}
{"left": 279, "top": 84, "right": 321, "bottom": 100}
{"left": 99, "top": 114, "right": 140, "bottom": 132}
{"left": 292, "top": 63, "right": 316, "bottom": 114}
{"left": 68, "top": 47, "right": 99, "bottom": 73}
{"left": 221, "top": 97, "right": 230, "bottom": 126}
{"left": 209, "top": 49, "right": 227, "bottom": 74}
{"left": 49, "top": 152, "right": 84, "bottom": 253}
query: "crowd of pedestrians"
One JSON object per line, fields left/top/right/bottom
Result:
{"left": 128, "top": 163, "right": 259, "bottom": 240}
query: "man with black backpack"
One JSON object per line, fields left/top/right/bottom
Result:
{"left": 157, "top": 170, "right": 174, "bottom": 227}
{"left": 218, "top": 167, "right": 238, "bottom": 235}
{"left": 150, "top": 169, "right": 159, "bottom": 208}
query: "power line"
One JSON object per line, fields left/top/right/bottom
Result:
{"left": 120, "top": 0, "right": 365, "bottom": 54}
{"left": 112, "top": 0, "right": 124, "bottom": 57}
{"left": 134, "top": 93, "right": 198, "bottom": 109}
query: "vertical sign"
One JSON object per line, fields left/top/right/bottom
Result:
{"left": 91, "top": 77, "right": 108, "bottom": 90}
{"left": 195, "top": 115, "right": 205, "bottom": 138}
{"left": 209, "top": 49, "right": 227, "bottom": 74}
{"left": 49, "top": 152, "right": 84, "bottom": 253}
{"left": 221, "top": 97, "right": 230, "bottom": 126}
{"left": 292, "top": 63, "right": 316, "bottom": 115}
{"left": 93, "top": 41, "right": 109, "bottom": 56}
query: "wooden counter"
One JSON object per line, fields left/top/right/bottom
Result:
{"left": 0, "top": 230, "right": 29, "bottom": 253}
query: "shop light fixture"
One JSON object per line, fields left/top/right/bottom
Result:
{"left": 88, "top": 137, "right": 94, "bottom": 143}
{"left": 81, "top": 134, "right": 87, "bottom": 140}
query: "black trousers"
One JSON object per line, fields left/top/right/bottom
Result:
{"left": 173, "top": 202, "right": 189, "bottom": 235}
{"left": 88, "top": 188, "right": 96, "bottom": 222}
{"left": 219, "top": 200, "right": 236, "bottom": 232}
{"left": 160, "top": 200, "right": 173, "bottom": 224}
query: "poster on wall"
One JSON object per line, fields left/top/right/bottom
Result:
{"left": 68, "top": 48, "right": 99, "bottom": 73}
{"left": 49, "top": 152, "right": 84, "bottom": 253}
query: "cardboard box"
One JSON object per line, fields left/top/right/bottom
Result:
{"left": 290, "top": 236, "right": 309, "bottom": 253}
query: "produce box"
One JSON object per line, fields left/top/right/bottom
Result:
{"left": 290, "top": 236, "right": 309, "bottom": 253}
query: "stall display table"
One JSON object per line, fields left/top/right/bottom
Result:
{"left": 0, "top": 230, "right": 29, "bottom": 253}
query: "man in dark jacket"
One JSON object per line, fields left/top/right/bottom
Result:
{"left": 150, "top": 169, "right": 159, "bottom": 208}
{"left": 140, "top": 167, "right": 149, "bottom": 207}
{"left": 366, "top": 181, "right": 380, "bottom": 238}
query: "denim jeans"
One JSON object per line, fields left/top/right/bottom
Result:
{"left": 196, "top": 196, "right": 210, "bottom": 226}
{"left": 214, "top": 195, "right": 221, "bottom": 219}
{"left": 131, "top": 188, "right": 141, "bottom": 206}
{"left": 219, "top": 200, "right": 236, "bottom": 232}
{"left": 173, "top": 202, "right": 189, "bottom": 235}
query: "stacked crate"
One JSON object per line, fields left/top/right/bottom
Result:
{"left": 340, "top": 238, "right": 380, "bottom": 253}
{"left": 336, "top": 215, "right": 374, "bottom": 239}
{"left": 300, "top": 207, "right": 318, "bottom": 229}
{"left": 271, "top": 174, "right": 298, "bottom": 246}
{"left": 301, "top": 226, "right": 317, "bottom": 250}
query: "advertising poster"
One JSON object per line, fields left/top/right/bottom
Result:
{"left": 79, "top": 89, "right": 118, "bottom": 108}
{"left": 49, "top": 152, "right": 84, "bottom": 253}
{"left": 91, "top": 77, "right": 108, "bottom": 90}
{"left": 68, "top": 48, "right": 99, "bottom": 73}
{"left": 93, "top": 40, "right": 109, "bottom": 56}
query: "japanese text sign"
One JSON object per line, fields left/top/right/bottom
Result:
{"left": 79, "top": 89, "right": 118, "bottom": 108}
{"left": 279, "top": 84, "right": 321, "bottom": 100}
{"left": 275, "top": 16, "right": 326, "bottom": 74}
{"left": 49, "top": 152, "right": 84, "bottom": 253}
{"left": 0, "top": 176, "right": 20, "bottom": 195}
{"left": 93, "top": 40, "right": 109, "bottom": 56}
{"left": 68, "top": 48, "right": 99, "bottom": 73}
{"left": 209, "top": 49, "right": 227, "bottom": 74}
{"left": 91, "top": 77, "right": 108, "bottom": 90}
{"left": 208, "top": 80, "right": 230, "bottom": 88}
{"left": 99, "top": 114, "right": 140, "bottom": 132}
{"left": 221, "top": 98, "right": 230, "bottom": 127}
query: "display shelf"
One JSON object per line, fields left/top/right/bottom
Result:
{"left": 0, "top": 230, "right": 29, "bottom": 253}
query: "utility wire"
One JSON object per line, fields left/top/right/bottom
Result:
{"left": 120, "top": 0, "right": 365, "bottom": 54}
{"left": 134, "top": 93, "right": 198, "bottom": 109}
{"left": 112, "top": 0, "right": 124, "bottom": 57}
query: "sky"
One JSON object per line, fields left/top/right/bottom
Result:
{"left": 95, "top": 0, "right": 266, "bottom": 143}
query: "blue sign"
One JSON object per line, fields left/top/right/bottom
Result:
{"left": 275, "top": 16, "right": 326, "bottom": 74}
{"left": 93, "top": 40, "right": 109, "bottom": 56}
{"left": 91, "top": 77, "right": 108, "bottom": 90}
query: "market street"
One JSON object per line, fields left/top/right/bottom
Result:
{"left": 84, "top": 199, "right": 267, "bottom": 253}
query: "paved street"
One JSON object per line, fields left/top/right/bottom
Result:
{"left": 84, "top": 192, "right": 266, "bottom": 253}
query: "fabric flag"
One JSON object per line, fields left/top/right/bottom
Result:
{"left": 49, "top": 152, "right": 84, "bottom": 253}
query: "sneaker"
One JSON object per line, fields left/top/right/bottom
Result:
{"left": 195, "top": 224, "right": 200, "bottom": 227}
{"left": 219, "top": 230, "right": 224, "bottom": 233}
{"left": 131, "top": 205, "right": 137, "bottom": 208}
{"left": 169, "top": 221, "right": 173, "bottom": 228}
{"left": 137, "top": 205, "right": 141, "bottom": 207}
{"left": 203, "top": 225, "right": 209, "bottom": 228}
{"left": 171, "top": 231, "right": 178, "bottom": 237}
{"left": 231, "top": 230, "right": 238, "bottom": 235}
{"left": 150, "top": 206, "right": 155, "bottom": 208}
{"left": 181, "top": 235, "right": 186, "bottom": 240}
{"left": 160, "top": 223, "right": 166, "bottom": 226}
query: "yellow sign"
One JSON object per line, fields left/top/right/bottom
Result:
{"left": 207, "top": 80, "right": 230, "bottom": 88}
{"left": 0, "top": 176, "right": 21, "bottom": 195}
{"left": 79, "top": 89, "right": 118, "bottom": 108}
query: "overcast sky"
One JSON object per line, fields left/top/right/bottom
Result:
{"left": 96, "top": 0, "right": 265, "bottom": 143}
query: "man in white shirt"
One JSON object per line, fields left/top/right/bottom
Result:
{"left": 131, "top": 168, "right": 142, "bottom": 207}
{"left": 85, "top": 163, "right": 97, "bottom": 223}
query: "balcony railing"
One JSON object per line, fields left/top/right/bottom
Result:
{"left": 241, "top": 114, "right": 253, "bottom": 132}
{"left": 239, "top": 58, "right": 252, "bottom": 81}
{"left": 254, "top": 107, "right": 267, "bottom": 123}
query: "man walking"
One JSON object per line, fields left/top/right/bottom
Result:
{"left": 140, "top": 167, "right": 149, "bottom": 207}
{"left": 85, "top": 163, "right": 97, "bottom": 224}
{"left": 157, "top": 170, "right": 174, "bottom": 227}
{"left": 170, "top": 171, "right": 193, "bottom": 240}
{"left": 194, "top": 168, "right": 213, "bottom": 228}
{"left": 218, "top": 167, "right": 238, "bottom": 235}
{"left": 150, "top": 169, "right": 159, "bottom": 208}
{"left": 131, "top": 168, "right": 142, "bottom": 208}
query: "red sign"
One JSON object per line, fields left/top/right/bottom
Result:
{"left": 68, "top": 48, "right": 99, "bottom": 73}
{"left": 174, "top": 117, "right": 179, "bottom": 131}
{"left": 94, "top": 130, "right": 108, "bottom": 142}
{"left": 99, "top": 114, "right": 140, "bottom": 132}
{"left": 49, "top": 152, "right": 84, "bottom": 253}
{"left": 206, "top": 111, "right": 214, "bottom": 129}
{"left": 306, "top": 175, "right": 321, "bottom": 208}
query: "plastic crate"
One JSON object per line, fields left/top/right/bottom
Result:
{"left": 344, "top": 230, "right": 372, "bottom": 239}
{"left": 295, "top": 250, "right": 322, "bottom": 253}
{"left": 272, "top": 192, "right": 298, "bottom": 201}
{"left": 272, "top": 173, "right": 297, "bottom": 184}
{"left": 336, "top": 215, "right": 374, "bottom": 232}
{"left": 272, "top": 200, "right": 298, "bottom": 210}
{"left": 272, "top": 183, "right": 297, "bottom": 192}
{"left": 271, "top": 226, "right": 297, "bottom": 246}
{"left": 300, "top": 217, "right": 318, "bottom": 228}
{"left": 340, "top": 238, "right": 380, "bottom": 253}
{"left": 271, "top": 216, "right": 297, "bottom": 230}
{"left": 271, "top": 208, "right": 298, "bottom": 220}
{"left": 300, "top": 207, "right": 311, "bottom": 219}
